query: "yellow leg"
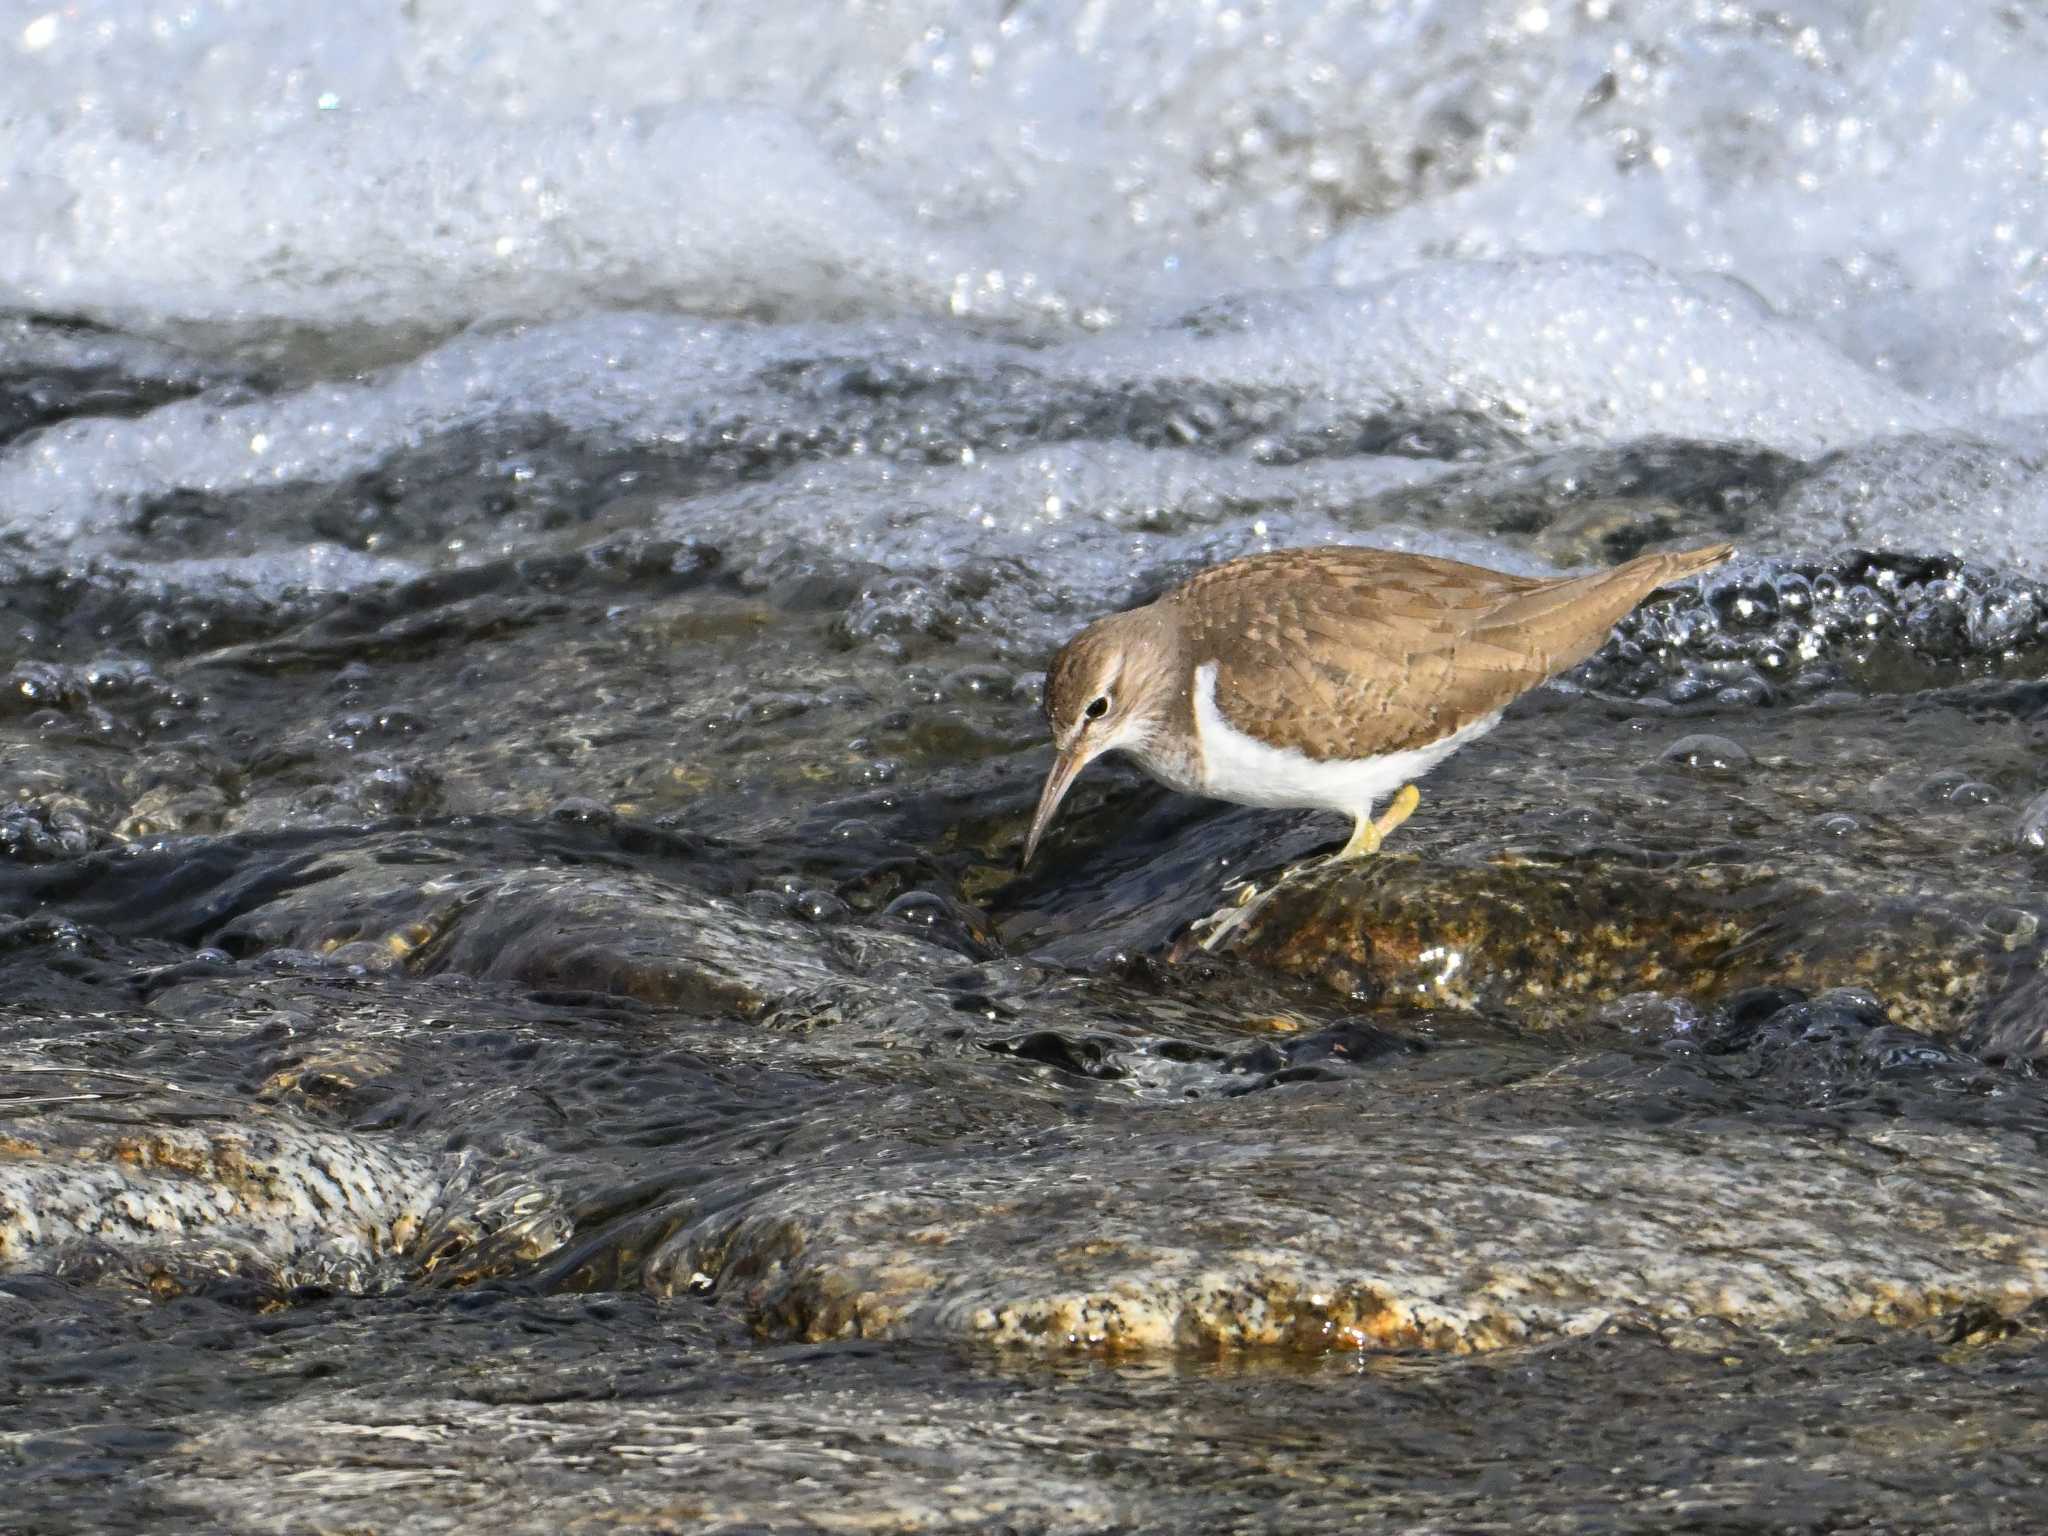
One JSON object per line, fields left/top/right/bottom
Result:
{"left": 1336, "top": 814, "right": 1382, "bottom": 861}
{"left": 1374, "top": 782, "right": 1422, "bottom": 842}
{"left": 1190, "top": 784, "right": 1424, "bottom": 955}
{"left": 1334, "top": 784, "right": 1421, "bottom": 862}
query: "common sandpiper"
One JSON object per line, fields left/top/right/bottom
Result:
{"left": 1022, "top": 541, "right": 1734, "bottom": 869}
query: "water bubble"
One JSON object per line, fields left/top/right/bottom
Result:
{"left": 371, "top": 709, "right": 427, "bottom": 736}
{"left": 1967, "top": 587, "right": 2042, "bottom": 653}
{"left": 2017, "top": 791, "right": 2048, "bottom": 852}
{"left": 792, "top": 889, "right": 850, "bottom": 923}
{"left": 324, "top": 939, "right": 405, "bottom": 974}
{"left": 354, "top": 760, "right": 441, "bottom": 817}
{"left": 0, "top": 799, "right": 100, "bottom": 862}
{"left": 1594, "top": 555, "right": 2048, "bottom": 703}
{"left": 1705, "top": 577, "right": 1779, "bottom": 629}
{"left": 1658, "top": 733, "right": 1751, "bottom": 776}
{"left": 1901, "top": 590, "right": 1969, "bottom": 658}
{"left": 884, "top": 889, "right": 995, "bottom": 957}
{"left": 1663, "top": 671, "right": 1721, "bottom": 707}
{"left": 741, "top": 890, "right": 789, "bottom": 920}
{"left": 1919, "top": 770, "right": 1996, "bottom": 806}
{"left": 1713, "top": 680, "right": 1769, "bottom": 707}
{"left": 1593, "top": 991, "right": 1704, "bottom": 1038}
{"left": 739, "top": 691, "right": 814, "bottom": 725}
{"left": 942, "top": 664, "right": 1014, "bottom": 699}
{"left": 885, "top": 890, "right": 952, "bottom": 928}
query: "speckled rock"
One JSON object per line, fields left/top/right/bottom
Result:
{"left": 1203, "top": 851, "right": 2005, "bottom": 1037}
{"left": 652, "top": 1094, "right": 2048, "bottom": 1355}
{"left": 0, "top": 1075, "right": 571, "bottom": 1292}
{"left": 0, "top": 1106, "right": 447, "bottom": 1289}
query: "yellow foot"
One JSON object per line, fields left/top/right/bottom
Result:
{"left": 1334, "top": 783, "right": 1422, "bottom": 862}
{"left": 1188, "top": 785, "right": 1425, "bottom": 956}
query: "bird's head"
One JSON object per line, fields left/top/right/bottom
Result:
{"left": 1022, "top": 609, "right": 1176, "bottom": 867}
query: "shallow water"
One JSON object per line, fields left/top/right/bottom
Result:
{"left": 5, "top": 2, "right": 2048, "bottom": 1530}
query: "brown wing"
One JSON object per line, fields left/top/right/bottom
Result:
{"left": 1177, "top": 543, "right": 1730, "bottom": 760}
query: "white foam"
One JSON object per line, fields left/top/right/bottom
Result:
{"left": 0, "top": 103, "right": 1029, "bottom": 345}
{"left": 4, "top": 0, "right": 2047, "bottom": 399}
{"left": 0, "top": 270, "right": 1946, "bottom": 608}
{"left": 3, "top": 1, "right": 2047, "bottom": 581}
{"left": 1095, "top": 261, "right": 1947, "bottom": 457}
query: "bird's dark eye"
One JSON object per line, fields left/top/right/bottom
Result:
{"left": 1084, "top": 695, "right": 1110, "bottom": 720}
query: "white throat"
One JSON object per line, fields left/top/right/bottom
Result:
{"left": 1186, "top": 660, "right": 1500, "bottom": 815}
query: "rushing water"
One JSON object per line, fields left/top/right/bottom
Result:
{"left": 5, "top": 2, "right": 2048, "bottom": 1530}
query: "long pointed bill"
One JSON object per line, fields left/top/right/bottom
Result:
{"left": 1021, "top": 747, "right": 1090, "bottom": 869}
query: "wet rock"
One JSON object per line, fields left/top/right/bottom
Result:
{"left": 0, "top": 1052, "right": 573, "bottom": 1296}
{"left": 1206, "top": 855, "right": 2004, "bottom": 1039}
{"left": 1970, "top": 973, "right": 2048, "bottom": 1064}
{"left": 193, "top": 842, "right": 948, "bottom": 1023}
{"left": 1225, "top": 1020, "right": 1422, "bottom": 1093}
{"left": 655, "top": 1097, "right": 2048, "bottom": 1354}
{"left": 1692, "top": 987, "right": 1985, "bottom": 1101}
{"left": 114, "top": 782, "right": 232, "bottom": 840}
{"left": 0, "top": 1101, "right": 448, "bottom": 1289}
{"left": 0, "top": 357, "right": 216, "bottom": 449}
{"left": 982, "top": 1029, "right": 1129, "bottom": 1080}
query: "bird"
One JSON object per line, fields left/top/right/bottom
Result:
{"left": 1020, "top": 540, "right": 1733, "bottom": 868}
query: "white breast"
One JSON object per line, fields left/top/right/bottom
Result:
{"left": 1184, "top": 660, "right": 1500, "bottom": 816}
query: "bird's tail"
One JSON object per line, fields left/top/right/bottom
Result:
{"left": 1480, "top": 541, "right": 1734, "bottom": 673}
{"left": 1621, "top": 541, "right": 1737, "bottom": 588}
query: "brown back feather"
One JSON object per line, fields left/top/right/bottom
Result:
{"left": 1175, "top": 543, "right": 1731, "bottom": 760}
